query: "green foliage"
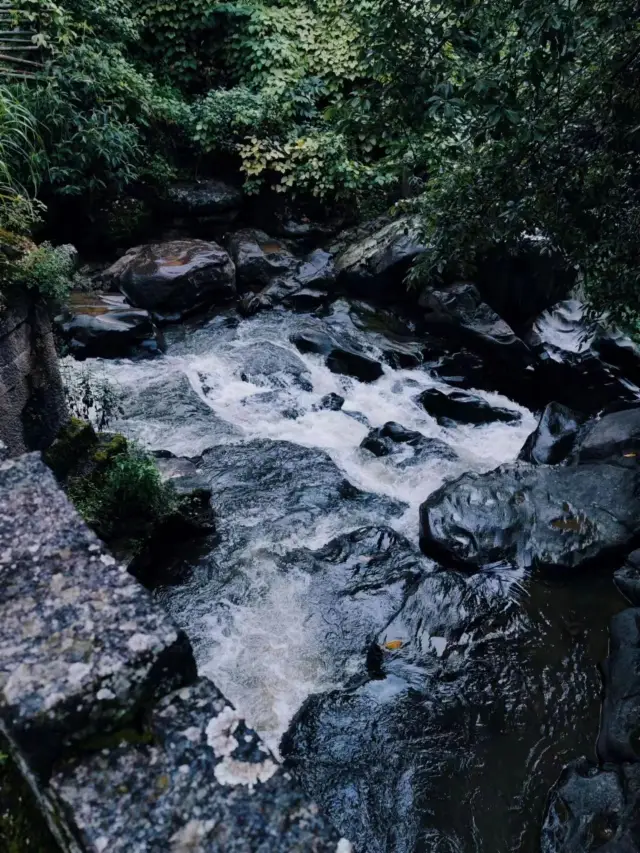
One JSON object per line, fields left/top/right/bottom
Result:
{"left": 68, "top": 443, "right": 177, "bottom": 543}
{"left": 10, "top": 241, "right": 75, "bottom": 303}
{"left": 0, "top": 86, "right": 43, "bottom": 234}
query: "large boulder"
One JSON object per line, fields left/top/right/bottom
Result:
{"left": 574, "top": 406, "right": 640, "bottom": 462}
{"left": 236, "top": 342, "right": 313, "bottom": 392}
{"left": 419, "top": 461, "right": 640, "bottom": 570}
{"left": 333, "top": 216, "right": 427, "bottom": 301}
{"left": 106, "top": 240, "right": 236, "bottom": 320}
{"left": 526, "top": 300, "right": 640, "bottom": 413}
{"left": 417, "top": 387, "right": 521, "bottom": 426}
{"left": 227, "top": 229, "right": 298, "bottom": 289}
{"left": 55, "top": 293, "right": 163, "bottom": 360}
{"left": 541, "top": 759, "right": 640, "bottom": 853}
{"left": 518, "top": 402, "right": 584, "bottom": 465}
{"left": 296, "top": 249, "right": 337, "bottom": 290}
{"left": 162, "top": 179, "right": 242, "bottom": 223}
{"left": 419, "top": 282, "right": 532, "bottom": 370}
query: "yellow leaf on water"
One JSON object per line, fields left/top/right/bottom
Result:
{"left": 383, "top": 639, "right": 404, "bottom": 651}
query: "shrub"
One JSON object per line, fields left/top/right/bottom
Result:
{"left": 10, "top": 242, "right": 75, "bottom": 304}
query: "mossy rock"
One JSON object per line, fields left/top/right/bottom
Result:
{"left": 44, "top": 417, "right": 98, "bottom": 481}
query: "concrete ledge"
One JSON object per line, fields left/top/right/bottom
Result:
{"left": 0, "top": 453, "right": 342, "bottom": 852}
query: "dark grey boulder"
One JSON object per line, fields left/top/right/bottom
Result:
{"left": 419, "top": 461, "right": 640, "bottom": 570}
{"left": 518, "top": 402, "right": 584, "bottom": 464}
{"left": 361, "top": 421, "right": 458, "bottom": 467}
{"left": 313, "top": 393, "right": 345, "bottom": 412}
{"left": 541, "top": 758, "right": 640, "bottom": 853}
{"left": 598, "top": 608, "right": 640, "bottom": 764}
{"left": 228, "top": 228, "right": 297, "bottom": 289}
{"left": 575, "top": 407, "right": 640, "bottom": 462}
{"left": 238, "top": 277, "right": 299, "bottom": 316}
{"left": 296, "top": 249, "right": 336, "bottom": 290}
{"left": 420, "top": 282, "right": 532, "bottom": 370}
{"left": 106, "top": 240, "right": 236, "bottom": 320}
{"left": 334, "top": 216, "right": 427, "bottom": 301}
{"left": 327, "top": 347, "right": 384, "bottom": 383}
{"left": 417, "top": 388, "right": 521, "bottom": 426}
{"left": 614, "top": 551, "right": 640, "bottom": 605}
{"left": 162, "top": 179, "right": 242, "bottom": 221}
{"left": 55, "top": 293, "right": 163, "bottom": 360}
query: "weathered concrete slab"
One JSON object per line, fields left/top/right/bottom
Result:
{"left": 51, "top": 677, "right": 342, "bottom": 853}
{"left": 0, "top": 453, "right": 196, "bottom": 773}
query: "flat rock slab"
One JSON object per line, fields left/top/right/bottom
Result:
{"left": 50, "top": 677, "right": 341, "bottom": 853}
{"left": 420, "top": 460, "right": 640, "bottom": 571}
{"left": 0, "top": 454, "right": 195, "bottom": 772}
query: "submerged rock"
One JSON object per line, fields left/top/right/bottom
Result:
{"left": 361, "top": 421, "right": 458, "bottom": 467}
{"left": 419, "top": 461, "right": 640, "bottom": 570}
{"left": 106, "top": 239, "right": 236, "bottom": 320}
{"left": 518, "top": 402, "right": 584, "bottom": 465}
{"left": 56, "top": 293, "right": 163, "bottom": 360}
{"left": 541, "top": 758, "right": 640, "bottom": 853}
{"left": 417, "top": 388, "right": 521, "bottom": 426}
{"left": 334, "top": 216, "right": 427, "bottom": 301}
{"left": 237, "top": 341, "right": 313, "bottom": 391}
{"left": 313, "top": 393, "right": 345, "bottom": 412}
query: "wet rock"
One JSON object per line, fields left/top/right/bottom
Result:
{"left": 51, "top": 677, "right": 340, "bottom": 853}
{"left": 361, "top": 422, "right": 458, "bottom": 467}
{"left": 541, "top": 758, "right": 640, "bottom": 853}
{"left": 55, "top": 293, "right": 163, "bottom": 360}
{"left": 238, "top": 277, "right": 299, "bottom": 316}
{"left": 334, "top": 216, "right": 427, "bottom": 301}
{"left": 237, "top": 342, "right": 313, "bottom": 392}
{"left": 278, "top": 527, "right": 427, "bottom": 675}
{"left": 162, "top": 179, "right": 242, "bottom": 222}
{"left": 518, "top": 402, "right": 584, "bottom": 465}
{"left": 285, "top": 288, "right": 328, "bottom": 312}
{"left": 420, "top": 282, "right": 532, "bottom": 370}
{"left": 575, "top": 406, "right": 640, "bottom": 462}
{"left": 327, "top": 347, "right": 384, "bottom": 383}
{"left": 417, "top": 388, "right": 521, "bottom": 426}
{"left": 381, "top": 339, "right": 424, "bottom": 369}
{"left": 106, "top": 240, "right": 236, "bottom": 320}
{"left": 614, "top": 551, "right": 640, "bottom": 605}
{"left": 419, "top": 461, "right": 640, "bottom": 570}
{"left": 296, "top": 249, "right": 337, "bottom": 290}
{"left": 0, "top": 453, "right": 196, "bottom": 774}
{"left": 598, "top": 608, "right": 640, "bottom": 764}
{"left": 526, "top": 300, "right": 640, "bottom": 413}
{"left": 313, "top": 393, "right": 345, "bottom": 412}
{"left": 290, "top": 329, "right": 335, "bottom": 355}
{"left": 228, "top": 229, "right": 297, "bottom": 289}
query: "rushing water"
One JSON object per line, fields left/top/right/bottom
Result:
{"left": 66, "top": 297, "right": 626, "bottom": 853}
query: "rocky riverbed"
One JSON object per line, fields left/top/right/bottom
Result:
{"left": 59, "top": 190, "right": 640, "bottom": 853}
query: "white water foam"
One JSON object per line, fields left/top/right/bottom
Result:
{"left": 63, "top": 306, "right": 537, "bottom": 752}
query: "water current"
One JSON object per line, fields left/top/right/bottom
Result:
{"left": 65, "top": 297, "right": 627, "bottom": 853}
